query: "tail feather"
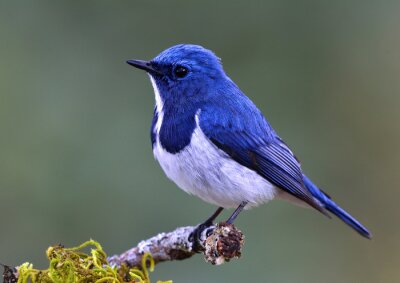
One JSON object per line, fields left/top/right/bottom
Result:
{"left": 303, "top": 174, "right": 372, "bottom": 239}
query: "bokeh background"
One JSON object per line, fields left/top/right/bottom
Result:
{"left": 0, "top": 1, "right": 399, "bottom": 282}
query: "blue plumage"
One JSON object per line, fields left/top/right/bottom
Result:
{"left": 127, "top": 44, "right": 371, "bottom": 239}
{"left": 303, "top": 175, "right": 371, "bottom": 238}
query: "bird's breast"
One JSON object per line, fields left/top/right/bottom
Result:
{"left": 151, "top": 105, "right": 198, "bottom": 154}
{"left": 152, "top": 115, "right": 278, "bottom": 208}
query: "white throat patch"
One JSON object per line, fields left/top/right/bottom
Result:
{"left": 150, "top": 75, "right": 164, "bottom": 135}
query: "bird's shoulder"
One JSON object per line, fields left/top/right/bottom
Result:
{"left": 198, "top": 99, "right": 289, "bottom": 167}
{"left": 199, "top": 86, "right": 277, "bottom": 145}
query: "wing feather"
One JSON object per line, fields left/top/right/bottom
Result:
{"left": 199, "top": 106, "right": 328, "bottom": 215}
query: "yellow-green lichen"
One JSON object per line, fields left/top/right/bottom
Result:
{"left": 16, "top": 239, "right": 172, "bottom": 283}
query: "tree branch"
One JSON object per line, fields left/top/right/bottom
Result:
{"left": 3, "top": 222, "right": 244, "bottom": 283}
{"left": 107, "top": 222, "right": 244, "bottom": 267}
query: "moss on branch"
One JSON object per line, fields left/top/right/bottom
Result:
{"left": 5, "top": 240, "right": 171, "bottom": 283}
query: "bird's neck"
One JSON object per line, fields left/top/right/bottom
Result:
{"left": 149, "top": 77, "right": 200, "bottom": 154}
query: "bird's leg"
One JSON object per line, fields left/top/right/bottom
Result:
{"left": 203, "top": 206, "right": 224, "bottom": 226}
{"left": 226, "top": 201, "right": 248, "bottom": 224}
{"left": 190, "top": 207, "right": 224, "bottom": 252}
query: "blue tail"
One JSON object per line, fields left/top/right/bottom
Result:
{"left": 303, "top": 174, "right": 371, "bottom": 239}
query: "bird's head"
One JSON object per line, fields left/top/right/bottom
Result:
{"left": 127, "top": 44, "right": 226, "bottom": 106}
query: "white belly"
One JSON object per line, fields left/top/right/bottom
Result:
{"left": 153, "top": 123, "right": 278, "bottom": 209}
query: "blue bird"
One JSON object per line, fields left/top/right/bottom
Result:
{"left": 127, "top": 44, "right": 371, "bottom": 239}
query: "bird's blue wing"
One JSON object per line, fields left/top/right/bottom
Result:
{"left": 199, "top": 103, "right": 327, "bottom": 215}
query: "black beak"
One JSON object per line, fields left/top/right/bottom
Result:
{"left": 126, "top": 59, "right": 162, "bottom": 75}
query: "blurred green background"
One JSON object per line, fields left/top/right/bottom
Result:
{"left": 0, "top": 1, "right": 399, "bottom": 282}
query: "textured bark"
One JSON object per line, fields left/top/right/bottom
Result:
{"left": 2, "top": 264, "right": 16, "bottom": 283}
{"left": 107, "top": 222, "right": 244, "bottom": 268}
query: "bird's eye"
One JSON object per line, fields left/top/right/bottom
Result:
{"left": 174, "top": 65, "right": 189, "bottom": 78}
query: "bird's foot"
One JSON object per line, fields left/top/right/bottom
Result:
{"left": 189, "top": 220, "right": 216, "bottom": 253}
{"left": 189, "top": 207, "right": 224, "bottom": 252}
{"left": 189, "top": 221, "right": 245, "bottom": 266}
